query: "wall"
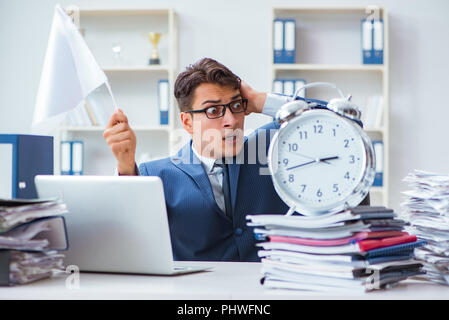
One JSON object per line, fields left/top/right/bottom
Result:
{"left": 1, "top": 0, "right": 448, "bottom": 211}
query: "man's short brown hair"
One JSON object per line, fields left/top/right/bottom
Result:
{"left": 174, "top": 58, "right": 241, "bottom": 112}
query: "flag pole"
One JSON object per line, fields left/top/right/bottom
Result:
{"left": 105, "top": 81, "right": 119, "bottom": 111}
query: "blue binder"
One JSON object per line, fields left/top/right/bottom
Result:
{"left": 373, "top": 140, "right": 384, "bottom": 187}
{"left": 361, "top": 19, "right": 384, "bottom": 64}
{"left": 158, "top": 79, "right": 169, "bottom": 125}
{"left": 283, "top": 19, "right": 296, "bottom": 64}
{"left": 361, "top": 19, "right": 373, "bottom": 64}
{"left": 372, "top": 19, "right": 384, "bottom": 64}
{"left": 273, "top": 19, "right": 284, "bottom": 63}
{"left": 60, "top": 140, "right": 84, "bottom": 175}
{"left": 0, "top": 134, "right": 53, "bottom": 199}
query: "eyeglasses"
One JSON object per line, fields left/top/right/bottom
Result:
{"left": 185, "top": 98, "right": 248, "bottom": 119}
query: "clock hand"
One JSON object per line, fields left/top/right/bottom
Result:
{"left": 319, "top": 156, "right": 339, "bottom": 163}
{"left": 286, "top": 160, "right": 317, "bottom": 171}
{"left": 286, "top": 156, "right": 340, "bottom": 171}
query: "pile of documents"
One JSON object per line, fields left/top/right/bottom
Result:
{"left": 401, "top": 170, "right": 449, "bottom": 285}
{"left": 247, "top": 206, "right": 427, "bottom": 292}
{"left": 0, "top": 198, "right": 68, "bottom": 285}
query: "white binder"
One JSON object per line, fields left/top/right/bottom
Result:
{"left": 283, "top": 80, "right": 295, "bottom": 96}
{"left": 272, "top": 79, "right": 283, "bottom": 94}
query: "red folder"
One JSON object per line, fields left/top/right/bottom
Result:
{"left": 268, "top": 231, "right": 409, "bottom": 247}
{"left": 357, "top": 234, "right": 417, "bottom": 252}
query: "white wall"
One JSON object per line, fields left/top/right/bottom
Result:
{"left": 1, "top": 0, "right": 449, "bottom": 212}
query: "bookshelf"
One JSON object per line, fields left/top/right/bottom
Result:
{"left": 55, "top": 7, "right": 179, "bottom": 176}
{"left": 271, "top": 6, "right": 389, "bottom": 207}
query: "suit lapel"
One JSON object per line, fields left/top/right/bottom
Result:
{"left": 171, "top": 141, "right": 218, "bottom": 211}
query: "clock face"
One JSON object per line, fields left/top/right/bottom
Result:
{"left": 269, "top": 109, "right": 374, "bottom": 215}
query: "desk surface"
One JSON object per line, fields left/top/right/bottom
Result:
{"left": 1, "top": 262, "right": 448, "bottom": 300}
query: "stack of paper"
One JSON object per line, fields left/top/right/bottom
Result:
{"left": 247, "top": 206, "right": 426, "bottom": 292}
{"left": 0, "top": 198, "right": 68, "bottom": 285}
{"left": 401, "top": 170, "right": 449, "bottom": 285}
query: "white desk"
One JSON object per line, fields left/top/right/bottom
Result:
{"left": 1, "top": 262, "right": 448, "bottom": 300}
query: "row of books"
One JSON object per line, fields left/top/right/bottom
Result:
{"left": 247, "top": 206, "right": 426, "bottom": 292}
{"left": 0, "top": 198, "right": 68, "bottom": 285}
{"left": 272, "top": 18, "right": 384, "bottom": 64}
{"left": 401, "top": 170, "right": 449, "bottom": 285}
{"left": 65, "top": 80, "right": 170, "bottom": 126}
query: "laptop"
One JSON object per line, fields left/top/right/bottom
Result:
{"left": 35, "top": 175, "right": 211, "bottom": 275}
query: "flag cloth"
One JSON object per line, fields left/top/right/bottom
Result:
{"left": 32, "top": 4, "right": 115, "bottom": 132}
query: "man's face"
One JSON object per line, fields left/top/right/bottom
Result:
{"left": 182, "top": 83, "right": 245, "bottom": 159}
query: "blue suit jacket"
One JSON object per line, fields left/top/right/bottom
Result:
{"left": 138, "top": 120, "right": 289, "bottom": 262}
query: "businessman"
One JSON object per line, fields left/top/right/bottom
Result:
{"left": 103, "top": 58, "right": 366, "bottom": 261}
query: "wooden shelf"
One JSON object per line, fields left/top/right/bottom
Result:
{"left": 370, "top": 187, "right": 386, "bottom": 193}
{"left": 102, "top": 65, "right": 171, "bottom": 72}
{"left": 59, "top": 126, "right": 171, "bottom": 132}
{"left": 273, "top": 64, "right": 384, "bottom": 72}
{"left": 273, "top": 6, "right": 385, "bottom": 15}
{"left": 365, "top": 127, "right": 385, "bottom": 134}
{"left": 78, "top": 8, "right": 172, "bottom": 16}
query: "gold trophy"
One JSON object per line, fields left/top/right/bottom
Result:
{"left": 146, "top": 32, "right": 162, "bottom": 65}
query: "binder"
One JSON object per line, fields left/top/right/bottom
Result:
{"left": 361, "top": 19, "right": 373, "bottom": 64}
{"left": 294, "top": 79, "right": 306, "bottom": 98}
{"left": 2, "top": 216, "right": 69, "bottom": 251}
{"left": 273, "top": 19, "right": 284, "bottom": 63}
{"left": 283, "top": 79, "right": 295, "bottom": 96}
{"left": 373, "top": 140, "right": 384, "bottom": 186}
{"left": 272, "top": 79, "right": 283, "bottom": 94}
{"left": 60, "top": 140, "right": 84, "bottom": 175}
{"left": 0, "top": 135, "right": 53, "bottom": 199}
{"left": 372, "top": 20, "right": 384, "bottom": 64}
{"left": 364, "top": 240, "right": 427, "bottom": 258}
{"left": 158, "top": 80, "right": 169, "bottom": 125}
{"left": 283, "top": 19, "right": 296, "bottom": 64}
{"left": 71, "top": 141, "right": 84, "bottom": 175}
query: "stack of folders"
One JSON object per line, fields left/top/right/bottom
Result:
{"left": 247, "top": 206, "right": 427, "bottom": 293}
{"left": 0, "top": 198, "right": 69, "bottom": 285}
{"left": 401, "top": 170, "right": 449, "bottom": 285}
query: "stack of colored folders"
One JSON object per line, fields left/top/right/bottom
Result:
{"left": 0, "top": 198, "right": 69, "bottom": 285}
{"left": 401, "top": 170, "right": 449, "bottom": 285}
{"left": 247, "top": 206, "right": 427, "bottom": 292}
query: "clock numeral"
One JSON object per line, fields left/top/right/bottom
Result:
{"left": 344, "top": 172, "right": 350, "bottom": 179}
{"left": 349, "top": 155, "right": 355, "bottom": 164}
{"left": 288, "top": 174, "right": 294, "bottom": 183}
{"left": 288, "top": 143, "right": 298, "bottom": 152}
{"left": 316, "top": 189, "right": 323, "bottom": 198}
{"left": 282, "top": 158, "right": 289, "bottom": 166}
{"left": 344, "top": 139, "right": 350, "bottom": 148}
{"left": 300, "top": 184, "right": 306, "bottom": 193}
{"left": 299, "top": 131, "right": 308, "bottom": 140}
{"left": 313, "top": 125, "right": 323, "bottom": 134}
{"left": 332, "top": 128, "right": 337, "bottom": 137}
{"left": 333, "top": 184, "right": 339, "bottom": 192}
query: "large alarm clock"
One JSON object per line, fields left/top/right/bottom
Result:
{"left": 268, "top": 82, "right": 375, "bottom": 216}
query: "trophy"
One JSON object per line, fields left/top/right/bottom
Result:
{"left": 111, "top": 42, "right": 124, "bottom": 65}
{"left": 146, "top": 32, "right": 162, "bottom": 65}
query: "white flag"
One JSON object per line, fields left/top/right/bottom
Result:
{"left": 32, "top": 4, "right": 116, "bottom": 132}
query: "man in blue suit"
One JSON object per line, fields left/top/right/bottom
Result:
{"left": 104, "top": 58, "right": 289, "bottom": 262}
{"left": 104, "top": 58, "right": 361, "bottom": 261}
